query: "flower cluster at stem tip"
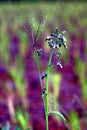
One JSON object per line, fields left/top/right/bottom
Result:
{"left": 45, "top": 28, "right": 67, "bottom": 49}
{"left": 45, "top": 28, "right": 67, "bottom": 68}
{"left": 40, "top": 28, "right": 67, "bottom": 98}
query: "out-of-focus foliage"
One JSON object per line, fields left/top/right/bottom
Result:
{"left": 70, "top": 111, "right": 81, "bottom": 130}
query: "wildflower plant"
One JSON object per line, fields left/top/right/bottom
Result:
{"left": 19, "top": 16, "right": 67, "bottom": 130}
{"left": 44, "top": 28, "right": 67, "bottom": 130}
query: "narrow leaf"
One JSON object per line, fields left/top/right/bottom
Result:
{"left": 48, "top": 111, "right": 66, "bottom": 122}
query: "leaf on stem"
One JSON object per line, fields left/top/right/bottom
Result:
{"left": 48, "top": 111, "right": 66, "bottom": 122}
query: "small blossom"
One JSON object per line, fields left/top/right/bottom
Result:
{"left": 63, "top": 36, "right": 67, "bottom": 42}
{"left": 56, "top": 62, "right": 63, "bottom": 68}
{"left": 62, "top": 30, "right": 66, "bottom": 34}
{"left": 50, "top": 33, "right": 57, "bottom": 38}
{"left": 45, "top": 36, "right": 52, "bottom": 41}
{"left": 62, "top": 41, "right": 67, "bottom": 49}
{"left": 48, "top": 41, "right": 57, "bottom": 49}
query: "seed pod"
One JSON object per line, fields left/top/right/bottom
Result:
{"left": 41, "top": 73, "right": 47, "bottom": 80}
{"left": 42, "top": 87, "right": 47, "bottom": 98}
{"left": 37, "top": 49, "right": 43, "bottom": 56}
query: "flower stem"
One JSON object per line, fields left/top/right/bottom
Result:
{"left": 45, "top": 48, "right": 54, "bottom": 130}
{"left": 34, "top": 47, "right": 42, "bottom": 90}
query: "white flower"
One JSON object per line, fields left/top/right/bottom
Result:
{"left": 63, "top": 36, "right": 67, "bottom": 42}
{"left": 45, "top": 36, "right": 52, "bottom": 41}
{"left": 56, "top": 62, "right": 63, "bottom": 68}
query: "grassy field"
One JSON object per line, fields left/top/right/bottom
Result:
{"left": 0, "top": 2, "right": 87, "bottom": 130}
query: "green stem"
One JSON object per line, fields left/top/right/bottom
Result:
{"left": 34, "top": 47, "right": 46, "bottom": 118}
{"left": 45, "top": 48, "right": 54, "bottom": 130}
